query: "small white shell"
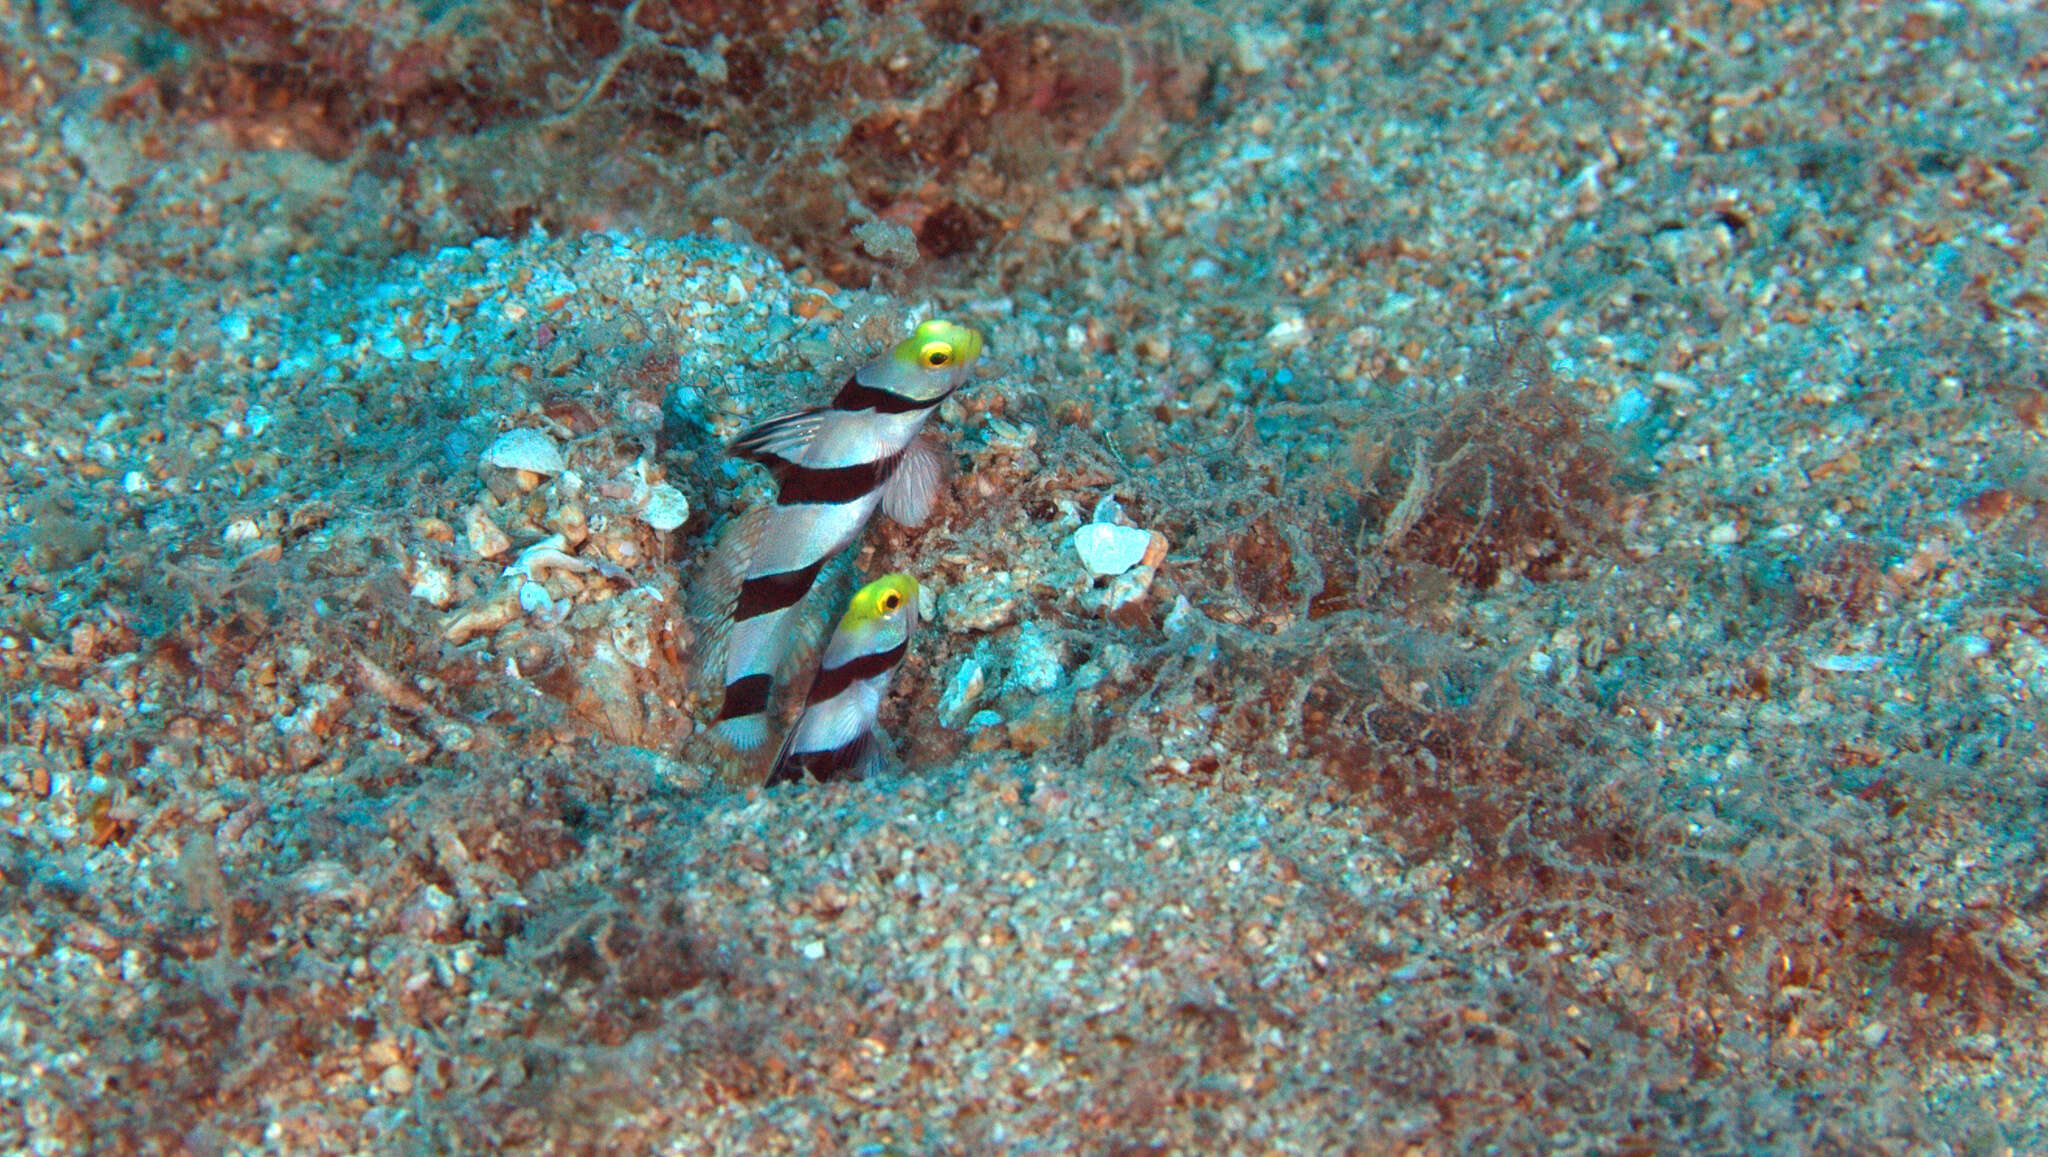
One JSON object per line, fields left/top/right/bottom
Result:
{"left": 504, "top": 534, "right": 589, "bottom": 581}
{"left": 481, "top": 428, "right": 565, "bottom": 475}
{"left": 517, "top": 580, "right": 556, "bottom": 616}
{"left": 1074, "top": 522, "right": 1155, "bottom": 578}
{"left": 639, "top": 483, "right": 690, "bottom": 532}
{"left": 441, "top": 585, "right": 520, "bottom": 643}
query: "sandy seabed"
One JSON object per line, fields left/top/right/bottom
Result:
{"left": 2, "top": 0, "right": 2045, "bottom": 1153}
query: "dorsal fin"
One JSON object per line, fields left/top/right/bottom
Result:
{"left": 730, "top": 407, "right": 831, "bottom": 473}
{"left": 764, "top": 719, "right": 804, "bottom": 785}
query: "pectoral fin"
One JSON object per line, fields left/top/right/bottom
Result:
{"left": 879, "top": 431, "right": 945, "bottom": 526}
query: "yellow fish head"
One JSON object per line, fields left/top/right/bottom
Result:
{"left": 891, "top": 319, "right": 984, "bottom": 374}
{"left": 843, "top": 572, "right": 921, "bottom": 631}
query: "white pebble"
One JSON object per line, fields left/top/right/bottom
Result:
{"left": 481, "top": 428, "right": 565, "bottom": 475}
{"left": 1104, "top": 564, "right": 1157, "bottom": 613}
{"left": 380, "top": 1063, "right": 413, "bottom": 1096}
{"left": 1008, "top": 622, "right": 1065, "bottom": 693}
{"left": 1074, "top": 523, "right": 1154, "bottom": 578}
{"left": 939, "top": 572, "right": 1020, "bottom": 632}
{"left": 409, "top": 555, "right": 455, "bottom": 607}
{"left": 1264, "top": 313, "right": 1309, "bottom": 350}
{"left": 639, "top": 483, "right": 690, "bottom": 532}
{"left": 464, "top": 504, "right": 511, "bottom": 559}
{"left": 938, "top": 658, "right": 986, "bottom": 728}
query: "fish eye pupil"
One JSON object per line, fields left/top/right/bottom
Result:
{"left": 883, "top": 594, "right": 899, "bottom": 609}
{"left": 922, "top": 343, "right": 951, "bottom": 367}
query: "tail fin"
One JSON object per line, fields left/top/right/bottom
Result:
{"left": 689, "top": 508, "right": 770, "bottom": 639}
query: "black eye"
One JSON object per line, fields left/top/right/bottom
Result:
{"left": 921, "top": 343, "right": 952, "bottom": 368}
{"left": 882, "top": 593, "right": 901, "bottom": 610}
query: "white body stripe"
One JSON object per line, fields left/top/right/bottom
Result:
{"left": 783, "top": 677, "right": 888, "bottom": 759}
{"left": 793, "top": 407, "right": 929, "bottom": 469}
{"left": 741, "top": 492, "right": 882, "bottom": 577}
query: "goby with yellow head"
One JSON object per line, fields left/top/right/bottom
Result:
{"left": 767, "top": 572, "right": 922, "bottom": 785}
{"left": 708, "top": 320, "right": 982, "bottom": 750}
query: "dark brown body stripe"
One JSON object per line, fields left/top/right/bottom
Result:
{"left": 766, "top": 737, "right": 868, "bottom": 786}
{"left": 769, "top": 453, "right": 901, "bottom": 505}
{"left": 831, "top": 374, "right": 953, "bottom": 415}
{"left": 805, "top": 639, "right": 909, "bottom": 706}
{"left": 715, "top": 673, "right": 772, "bottom": 721}
{"left": 734, "top": 559, "right": 827, "bottom": 622}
